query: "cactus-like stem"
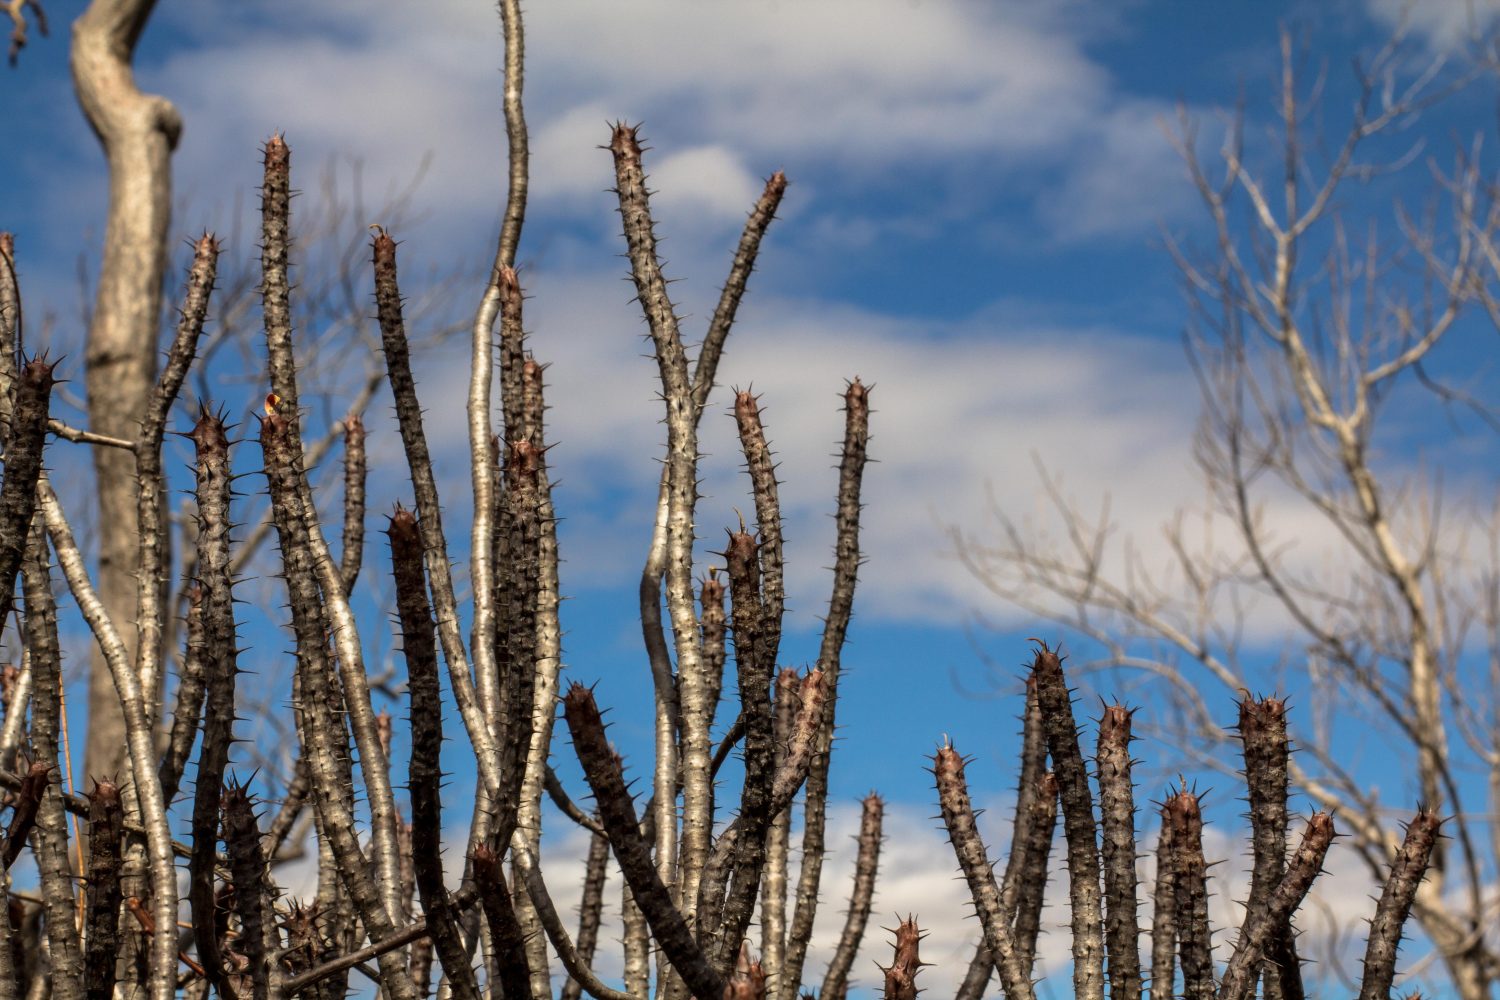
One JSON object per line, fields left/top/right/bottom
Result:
{"left": 467, "top": 0, "right": 529, "bottom": 867}
{"left": 700, "top": 671, "right": 827, "bottom": 966}
{"left": 1150, "top": 791, "right": 1181, "bottom": 1000}
{"left": 712, "top": 527, "right": 772, "bottom": 959}
{"left": 612, "top": 121, "right": 699, "bottom": 904}
{"left": 260, "top": 413, "right": 415, "bottom": 1000}
{"left": 158, "top": 586, "right": 205, "bottom": 805}
{"left": 1164, "top": 788, "right": 1212, "bottom": 1000}
{"left": 1358, "top": 808, "right": 1440, "bottom": 1000}
{"left": 563, "top": 683, "right": 724, "bottom": 1000}
{"left": 1098, "top": 703, "right": 1142, "bottom": 1000}
{"left": 263, "top": 147, "right": 401, "bottom": 930}
{"left": 40, "top": 477, "right": 182, "bottom": 997}
{"left": 819, "top": 793, "right": 883, "bottom": 1000}
{"left": 786, "top": 380, "right": 870, "bottom": 996}
{"left": 879, "top": 916, "right": 923, "bottom": 1000}
{"left": 339, "top": 413, "right": 366, "bottom": 592}
{"left": 734, "top": 389, "right": 786, "bottom": 697}
{"left": 561, "top": 828, "right": 611, "bottom": 1000}
{"left": 935, "top": 742, "right": 1037, "bottom": 1000}
{"left": 954, "top": 767, "right": 1062, "bottom": 1000}
{"left": 0, "top": 358, "right": 56, "bottom": 631}
{"left": 0, "top": 759, "right": 44, "bottom": 869}
{"left": 371, "top": 227, "right": 502, "bottom": 792}
{"left": 514, "top": 355, "right": 564, "bottom": 999}
{"left": 0, "top": 659, "right": 33, "bottom": 773}
{"left": 623, "top": 887, "right": 651, "bottom": 998}
{"left": 760, "top": 667, "right": 798, "bottom": 998}
{"left": 1029, "top": 643, "right": 1105, "bottom": 1000}
{"left": 135, "top": 234, "right": 217, "bottom": 722}
{"left": 473, "top": 843, "right": 533, "bottom": 1000}
{"left": 391, "top": 507, "right": 479, "bottom": 1000}
{"left": 223, "top": 783, "right": 283, "bottom": 1000}
{"left": 0, "top": 232, "right": 17, "bottom": 440}
{"left": 1013, "top": 771, "right": 1058, "bottom": 976}
{"left": 694, "top": 173, "right": 788, "bottom": 414}
{"left": 22, "top": 524, "right": 83, "bottom": 1000}
{"left": 83, "top": 779, "right": 124, "bottom": 1000}
{"left": 1234, "top": 695, "right": 1301, "bottom": 1000}
{"left": 494, "top": 437, "right": 542, "bottom": 850}
{"left": 187, "top": 407, "right": 240, "bottom": 999}
{"left": 1218, "top": 814, "right": 1335, "bottom": 1000}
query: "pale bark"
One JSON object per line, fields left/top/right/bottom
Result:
{"left": 71, "top": 0, "right": 180, "bottom": 791}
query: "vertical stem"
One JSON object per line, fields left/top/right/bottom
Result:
{"left": 391, "top": 508, "right": 479, "bottom": 1000}
{"left": 1097, "top": 703, "right": 1141, "bottom": 1000}
{"left": 1029, "top": 643, "right": 1104, "bottom": 1000}
{"left": 1358, "top": 809, "right": 1440, "bottom": 1000}
{"left": 934, "top": 742, "right": 1036, "bottom": 1000}
{"left": 1165, "top": 788, "right": 1212, "bottom": 1000}
{"left": 23, "top": 525, "right": 83, "bottom": 1000}
{"left": 818, "top": 793, "right": 883, "bottom": 1000}
{"left": 1237, "top": 695, "right": 1301, "bottom": 1000}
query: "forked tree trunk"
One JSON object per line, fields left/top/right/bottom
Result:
{"left": 70, "top": 0, "right": 179, "bottom": 785}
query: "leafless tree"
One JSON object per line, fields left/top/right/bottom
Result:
{"left": 956, "top": 27, "right": 1500, "bottom": 1000}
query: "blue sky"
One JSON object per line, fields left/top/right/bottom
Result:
{"left": 4, "top": 0, "right": 1500, "bottom": 995}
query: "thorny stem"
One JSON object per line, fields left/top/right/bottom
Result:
{"left": 563, "top": 683, "right": 724, "bottom": 1000}
{"left": 186, "top": 407, "right": 238, "bottom": 999}
{"left": 23, "top": 525, "right": 83, "bottom": 1000}
{"left": 83, "top": 780, "right": 125, "bottom": 1000}
{"left": 1098, "top": 703, "right": 1142, "bottom": 1000}
{"left": 1165, "top": 788, "right": 1213, "bottom": 1000}
{"left": 371, "top": 229, "right": 501, "bottom": 799}
{"left": 561, "top": 828, "right": 611, "bottom": 1000}
{"left": 264, "top": 140, "right": 403, "bottom": 927}
{"left": 135, "top": 233, "right": 218, "bottom": 722}
{"left": 390, "top": 507, "right": 479, "bottom": 1000}
{"left": 819, "top": 793, "right": 883, "bottom": 1000}
{"left": 612, "top": 121, "right": 698, "bottom": 903}
{"left": 1236, "top": 695, "right": 1301, "bottom": 1000}
{"left": 260, "top": 414, "right": 415, "bottom": 1000}
{"left": 39, "top": 480, "right": 177, "bottom": 1000}
{"left": 786, "top": 379, "right": 870, "bottom": 996}
{"left": 1359, "top": 809, "right": 1441, "bottom": 1000}
{"left": 1218, "top": 814, "right": 1336, "bottom": 1000}
{"left": 934, "top": 742, "right": 1036, "bottom": 1000}
{"left": 1029, "top": 643, "right": 1105, "bottom": 1000}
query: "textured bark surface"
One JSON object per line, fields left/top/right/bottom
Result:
{"left": 73, "top": 0, "right": 182, "bottom": 788}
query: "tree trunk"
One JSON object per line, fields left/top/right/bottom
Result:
{"left": 70, "top": 0, "right": 179, "bottom": 786}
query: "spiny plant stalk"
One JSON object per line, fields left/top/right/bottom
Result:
{"left": 223, "top": 783, "right": 280, "bottom": 1000}
{"left": 1236, "top": 695, "right": 1301, "bottom": 1000}
{"left": 1218, "top": 813, "right": 1336, "bottom": 1000}
{"left": 1359, "top": 809, "right": 1441, "bottom": 1000}
{"left": 934, "top": 742, "right": 1037, "bottom": 1000}
{"left": 83, "top": 779, "right": 124, "bottom": 1000}
{"left": 1030, "top": 642, "right": 1105, "bottom": 1000}
{"left": 1097, "top": 702, "right": 1142, "bottom": 1000}
{"left": 563, "top": 682, "right": 725, "bottom": 1000}
{"left": 186, "top": 406, "right": 238, "bottom": 999}
{"left": 0, "top": 8, "right": 1449, "bottom": 999}
{"left": 878, "top": 916, "right": 924, "bottom": 1000}
{"left": 390, "top": 506, "right": 478, "bottom": 1000}
{"left": 0, "top": 357, "right": 56, "bottom": 630}
{"left": 819, "top": 793, "right": 883, "bottom": 1000}
{"left": 1167, "top": 786, "right": 1214, "bottom": 1000}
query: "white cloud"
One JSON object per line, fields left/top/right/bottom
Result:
{"left": 1364, "top": 0, "right": 1500, "bottom": 49}
{"left": 131, "top": 0, "right": 1193, "bottom": 251}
